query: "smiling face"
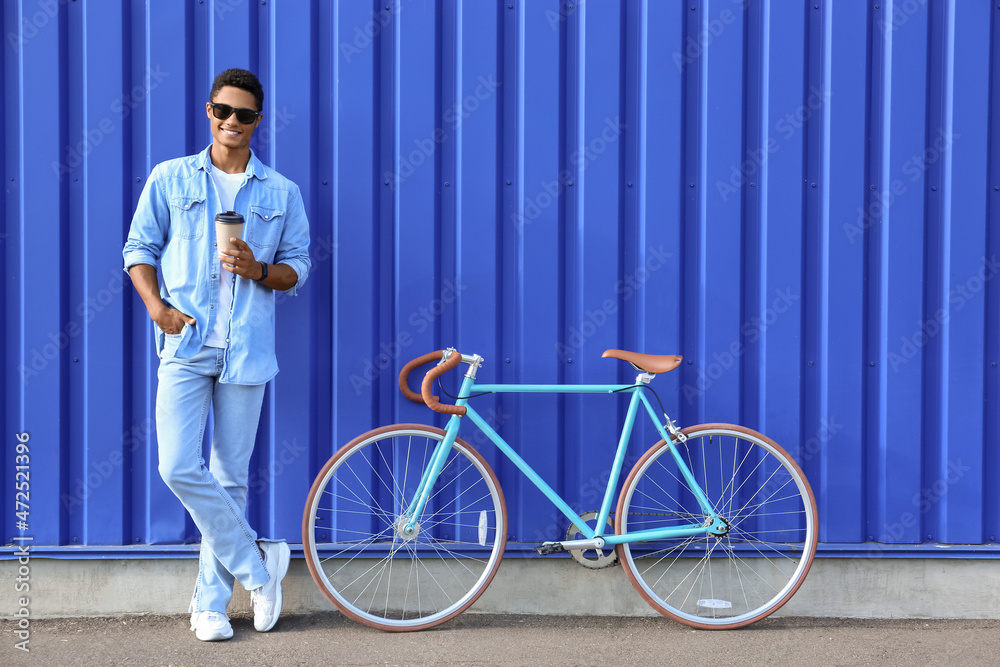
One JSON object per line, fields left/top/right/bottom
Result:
{"left": 206, "top": 85, "right": 262, "bottom": 153}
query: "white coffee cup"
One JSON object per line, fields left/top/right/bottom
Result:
{"left": 215, "top": 210, "right": 244, "bottom": 251}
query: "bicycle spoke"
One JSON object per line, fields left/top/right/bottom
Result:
{"left": 339, "top": 459, "right": 398, "bottom": 525}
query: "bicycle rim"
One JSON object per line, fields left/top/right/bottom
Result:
{"left": 615, "top": 423, "right": 818, "bottom": 629}
{"left": 303, "top": 424, "right": 507, "bottom": 631}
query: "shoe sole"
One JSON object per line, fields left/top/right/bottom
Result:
{"left": 257, "top": 542, "right": 290, "bottom": 632}
{"left": 192, "top": 614, "right": 234, "bottom": 641}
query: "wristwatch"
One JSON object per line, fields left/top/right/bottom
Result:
{"left": 255, "top": 261, "right": 268, "bottom": 282}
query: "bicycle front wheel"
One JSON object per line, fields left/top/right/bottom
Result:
{"left": 303, "top": 424, "right": 507, "bottom": 631}
{"left": 615, "top": 423, "right": 818, "bottom": 629}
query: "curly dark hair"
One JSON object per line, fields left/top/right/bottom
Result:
{"left": 210, "top": 68, "right": 264, "bottom": 111}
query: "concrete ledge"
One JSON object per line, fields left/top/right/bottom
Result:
{"left": 4, "top": 557, "right": 1000, "bottom": 619}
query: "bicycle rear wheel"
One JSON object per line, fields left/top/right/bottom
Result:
{"left": 615, "top": 423, "right": 817, "bottom": 629}
{"left": 303, "top": 424, "right": 507, "bottom": 631}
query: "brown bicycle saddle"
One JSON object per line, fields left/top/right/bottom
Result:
{"left": 601, "top": 349, "right": 683, "bottom": 374}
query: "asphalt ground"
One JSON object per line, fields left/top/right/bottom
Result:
{"left": 3, "top": 613, "right": 1000, "bottom": 667}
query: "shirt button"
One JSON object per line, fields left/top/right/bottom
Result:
{"left": 210, "top": 306, "right": 214, "bottom": 309}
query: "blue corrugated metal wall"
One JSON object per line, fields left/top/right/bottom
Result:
{"left": 2, "top": 0, "right": 999, "bottom": 558}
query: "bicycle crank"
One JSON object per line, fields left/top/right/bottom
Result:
{"left": 565, "top": 511, "right": 618, "bottom": 569}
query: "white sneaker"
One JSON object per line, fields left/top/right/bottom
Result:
{"left": 189, "top": 611, "right": 233, "bottom": 642}
{"left": 251, "top": 541, "right": 290, "bottom": 632}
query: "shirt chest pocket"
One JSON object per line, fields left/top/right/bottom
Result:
{"left": 168, "top": 196, "right": 207, "bottom": 240}
{"left": 248, "top": 205, "right": 285, "bottom": 250}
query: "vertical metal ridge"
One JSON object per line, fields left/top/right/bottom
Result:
{"left": 15, "top": 0, "right": 70, "bottom": 546}
{"left": 802, "top": 0, "right": 833, "bottom": 497}
{"left": 207, "top": 0, "right": 216, "bottom": 74}
{"left": 16, "top": 0, "right": 26, "bottom": 433}
{"left": 621, "top": 0, "right": 647, "bottom": 359}
{"left": 266, "top": 0, "right": 278, "bottom": 165}
{"left": 635, "top": 0, "right": 647, "bottom": 355}
{"left": 866, "top": 0, "right": 894, "bottom": 526}
{"left": 15, "top": 0, "right": 24, "bottom": 428}
{"left": 504, "top": 0, "right": 524, "bottom": 375}
{"left": 561, "top": 0, "right": 580, "bottom": 520}
{"left": 0, "top": 1, "right": 8, "bottom": 493}
{"left": 986, "top": 0, "right": 1000, "bottom": 542}
{"left": 319, "top": 0, "right": 333, "bottom": 482}
{"left": 757, "top": 0, "right": 770, "bottom": 427}
{"left": 743, "top": 0, "right": 768, "bottom": 433}
{"left": 142, "top": 3, "right": 151, "bottom": 164}
{"left": 927, "top": 0, "right": 956, "bottom": 540}
{"left": 377, "top": 0, "right": 400, "bottom": 423}
{"left": 498, "top": 0, "right": 521, "bottom": 525}
{"left": 816, "top": 0, "right": 833, "bottom": 500}
{"left": 436, "top": 0, "right": 456, "bottom": 352}
{"left": 79, "top": 0, "right": 92, "bottom": 545}
{"left": 682, "top": 2, "right": 708, "bottom": 425}
{"left": 568, "top": 0, "right": 585, "bottom": 383}
{"left": 451, "top": 0, "right": 462, "bottom": 297}
{"left": 818, "top": 0, "right": 833, "bottom": 430}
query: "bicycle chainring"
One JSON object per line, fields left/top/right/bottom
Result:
{"left": 566, "top": 511, "right": 618, "bottom": 570}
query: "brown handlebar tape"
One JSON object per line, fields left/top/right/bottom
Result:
{"left": 420, "top": 350, "right": 467, "bottom": 416}
{"left": 398, "top": 350, "right": 445, "bottom": 404}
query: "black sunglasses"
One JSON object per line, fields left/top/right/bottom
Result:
{"left": 209, "top": 102, "right": 261, "bottom": 125}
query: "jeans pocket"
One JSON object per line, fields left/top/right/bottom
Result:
{"left": 158, "top": 326, "right": 188, "bottom": 359}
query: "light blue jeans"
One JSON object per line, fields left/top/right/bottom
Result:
{"left": 156, "top": 343, "right": 271, "bottom": 613}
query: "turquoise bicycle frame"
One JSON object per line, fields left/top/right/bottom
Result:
{"left": 401, "top": 369, "right": 728, "bottom": 545}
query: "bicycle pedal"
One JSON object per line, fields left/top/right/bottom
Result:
{"left": 534, "top": 542, "right": 566, "bottom": 556}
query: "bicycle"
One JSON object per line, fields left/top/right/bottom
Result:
{"left": 303, "top": 348, "right": 818, "bottom": 631}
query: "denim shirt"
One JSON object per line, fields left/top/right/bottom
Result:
{"left": 123, "top": 145, "right": 311, "bottom": 384}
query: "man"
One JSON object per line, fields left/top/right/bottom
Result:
{"left": 122, "top": 68, "right": 311, "bottom": 641}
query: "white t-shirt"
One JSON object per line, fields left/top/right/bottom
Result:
{"left": 206, "top": 169, "right": 246, "bottom": 348}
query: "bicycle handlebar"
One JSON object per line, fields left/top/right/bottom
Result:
{"left": 398, "top": 351, "right": 444, "bottom": 403}
{"left": 398, "top": 349, "right": 468, "bottom": 416}
{"left": 421, "top": 350, "right": 467, "bottom": 415}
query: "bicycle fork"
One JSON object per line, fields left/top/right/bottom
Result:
{"left": 397, "top": 371, "right": 477, "bottom": 537}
